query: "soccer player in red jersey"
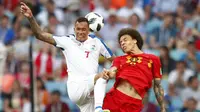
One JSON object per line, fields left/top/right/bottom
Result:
{"left": 94, "top": 28, "right": 166, "bottom": 112}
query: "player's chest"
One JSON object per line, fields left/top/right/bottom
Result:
{"left": 120, "top": 55, "right": 153, "bottom": 69}
{"left": 68, "top": 41, "right": 100, "bottom": 58}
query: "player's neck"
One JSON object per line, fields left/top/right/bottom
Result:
{"left": 129, "top": 49, "right": 143, "bottom": 55}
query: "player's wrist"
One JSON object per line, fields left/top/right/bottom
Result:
{"left": 27, "top": 15, "right": 34, "bottom": 19}
{"left": 160, "top": 105, "right": 166, "bottom": 110}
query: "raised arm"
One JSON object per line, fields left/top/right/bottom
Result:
{"left": 153, "top": 78, "right": 166, "bottom": 112}
{"left": 20, "top": 2, "right": 55, "bottom": 45}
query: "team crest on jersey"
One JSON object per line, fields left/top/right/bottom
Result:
{"left": 126, "top": 56, "right": 142, "bottom": 65}
{"left": 91, "top": 45, "right": 97, "bottom": 51}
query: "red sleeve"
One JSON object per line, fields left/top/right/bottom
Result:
{"left": 111, "top": 57, "right": 121, "bottom": 69}
{"left": 152, "top": 56, "right": 162, "bottom": 78}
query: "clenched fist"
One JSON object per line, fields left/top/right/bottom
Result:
{"left": 20, "top": 2, "right": 33, "bottom": 18}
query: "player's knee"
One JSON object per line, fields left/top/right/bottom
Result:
{"left": 68, "top": 92, "right": 81, "bottom": 104}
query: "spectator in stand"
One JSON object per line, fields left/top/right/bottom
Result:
{"left": 13, "top": 26, "right": 31, "bottom": 62}
{"left": 46, "top": 13, "right": 66, "bottom": 36}
{"left": 99, "top": 9, "right": 126, "bottom": 54}
{"left": 0, "top": 42, "right": 7, "bottom": 76}
{"left": 164, "top": 84, "right": 183, "bottom": 112}
{"left": 15, "top": 61, "right": 30, "bottom": 90}
{"left": 22, "top": 92, "right": 31, "bottom": 112}
{"left": 128, "top": 8, "right": 145, "bottom": 35}
{"left": 117, "top": 0, "right": 143, "bottom": 24}
{"left": 36, "top": 77, "right": 50, "bottom": 111}
{"left": 150, "top": 14, "right": 176, "bottom": 49}
{"left": 168, "top": 61, "right": 194, "bottom": 93}
{"left": 181, "top": 75, "right": 200, "bottom": 106}
{"left": 93, "top": 0, "right": 112, "bottom": 22}
{"left": 45, "top": 90, "right": 70, "bottom": 112}
{"left": 180, "top": 97, "right": 199, "bottom": 112}
{"left": 2, "top": 80, "right": 25, "bottom": 112}
{"left": 36, "top": 0, "right": 64, "bottom": 27}
{"left": 152, "top": 0, "right": 180, "bottom": 19}
{"left": 181, "top": 41, "right": 200, "bottom": 70}
{"left": 33, "top": 41, "right": 59, "bottom": 80}
{"left": 0, "top": 15, "right": 15, "bottom": 45}
{"left": 159, "top": 46, "right": 176, "bottom": 75}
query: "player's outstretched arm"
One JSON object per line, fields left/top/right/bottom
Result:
{"left": 153, "top": 78, "right": 166, "bottom": 112}
{"left": 94, "top": 66, "right": 117, "bottom": 83}
{"left": 20, "top": 2, "right": 55, "bottom": 45}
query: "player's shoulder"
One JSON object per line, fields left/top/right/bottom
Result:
{"left": 88, "top": 34, "right": 102, "bottom": 41}
{"left": 144, "top": 53, "right": 160, "bottom": 60}
{"left": 53, "top": 34, "right": 75, "bottom": 39}
{"left": 66, "top": 34, "right": 76, "bottom": 39}
{"left": 114, "top": 55, "right": 128, "bottom": 60}
{"left": 88, "top": 34, "right": 106, "bottom": 46}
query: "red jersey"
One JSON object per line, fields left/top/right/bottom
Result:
{"left": 112, "top": 53, "right": 162, "bottom": 98}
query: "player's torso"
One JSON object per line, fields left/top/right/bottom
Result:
{"left": 116, "top": 54, "right": 155, "bottom": 83}
{"left": 62, "top": 36, "right": 101, "bottom": 76}
{"left": 114, "top": 54, "right": 156, "bottom": 98}
{"left": 120, "top": 54, "right": 153, "bottom": 73}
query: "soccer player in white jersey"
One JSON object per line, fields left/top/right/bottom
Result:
{"left": 20, "top": 2, "right": 114, "bottom": 112}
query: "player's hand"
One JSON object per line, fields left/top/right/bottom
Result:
{"left": 101, "top": 68, "right": 109, "bottom": 80}
{"left": 20, "top": 2, "right": 33, "bottom": 18}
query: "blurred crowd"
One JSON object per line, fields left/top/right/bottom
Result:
{"left": 0, "top": 0, "right": 200, "bottom": 112}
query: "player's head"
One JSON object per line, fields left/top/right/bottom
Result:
{"left": 118, "top": 28, "right": 143, "bottom": 53}
{"left": 74, "top": 17, "right": 90, "bottom": 42}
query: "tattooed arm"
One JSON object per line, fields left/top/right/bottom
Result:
{"left": 153, "top": 78, "right": 166, "bottom": 112}
{"left": 20, "top": 2, "right": 55, "bottom": 45}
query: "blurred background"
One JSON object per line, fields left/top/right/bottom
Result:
{"left": 0, "top": 0, "right": 200, "bottom": 112}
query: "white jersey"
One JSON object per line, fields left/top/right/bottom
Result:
{"left": 53, "top": 34, "right": 113, "bottom": 77}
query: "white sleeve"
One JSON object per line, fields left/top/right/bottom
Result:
{"left": 168, "top": 71, "right": 177, "bottom": 84}
{"left": 52, "top": 35, "right": 72, "bottom": 50}
{"left": 99, "top": 39, "right": 113, "bottom": 58}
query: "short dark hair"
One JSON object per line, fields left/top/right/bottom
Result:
{"left": 160, "top": 46, "right": 169, "bottom": 53}
{"left": 75, "top": 17, "right": 89, "bottom": 27}
{"left": 47, "top": 0, "right": 54, "bottom": 5}
{"left": 36, "top": 77, "right": 46, "bottom": 90}
{"left": 188, "top": 75, "right": 197, "bottom": 84}
{"left": 118, "top": 28, "right": 143, "bottom": 50}
{"left": 51, "top": 90, "right": 61, "bottom": 96}
{"left": 2, "top": 15, "right": 9, "bottom": 20}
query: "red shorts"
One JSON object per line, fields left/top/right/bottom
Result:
{"left": 103, "top": 88, "right": 143, "bottom": 112}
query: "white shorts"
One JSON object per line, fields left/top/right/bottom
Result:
{"left": 67, "top": 74, "right": 95, "bottom": 112}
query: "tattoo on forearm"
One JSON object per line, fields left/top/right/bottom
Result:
{"left": 28, "top": 17, "right": 42, "bottom": 38}
{"left": 154, "top": 80, "right": 165, "bottom": 108}
{"left": 28, "top": 17, "right": 54, "bottom": 44}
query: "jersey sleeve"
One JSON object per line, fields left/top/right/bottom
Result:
{"left": 99, "top": 39, "right": 113, "bottom": 58}
{"left": 52, "top": 35, "right": 72, "bottom": 50}
{"left": 152, "top": 56, "right": 162, "bottom": 79}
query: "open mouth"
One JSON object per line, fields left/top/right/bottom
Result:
{"left": 122, "top": 46, "right": 127, "bottom": 50}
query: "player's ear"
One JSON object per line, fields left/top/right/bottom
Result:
{"left": 133, "top": 39, "right": 137, "bottom": 44}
